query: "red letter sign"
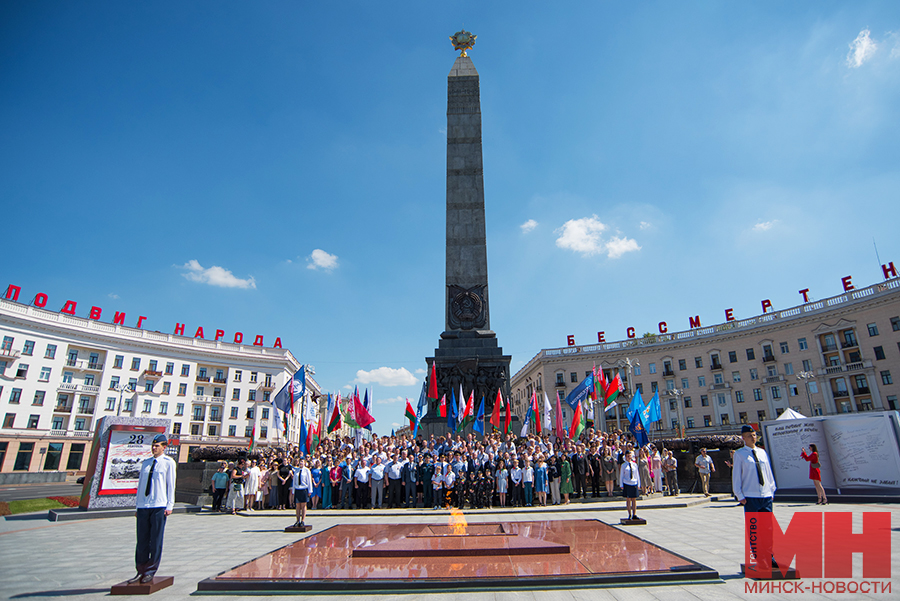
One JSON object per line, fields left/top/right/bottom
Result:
{"left": 883, "top": 262, "right": 897, "bottom": 279}
{"left": 34, "top": 293, "right": 48, "bottom": 308}
{"left": 194, "top": 326, "right": 204, "bottom": 339}
{"left": 4, "top": 285, "right": 20, "bottom": 301}
{"left": 253, "top": 335, "right": 264, "bottom": 347}
{"left": 689, "top": 316, "right": 701, "bottom": 329}
{"left": 658, "top": 322, "right": 667, "bottom": 334}
{"left": 136, "top": 316, "right": 147, "bottom": 329}
{"left": 61, "top": 301, "right": 77, "bottom": 315}
{"left": 174, "top": 323, "right": 185, "bottom": 336}
{"left": 626, "top": 327, "right": 635, "bottom": 339}
{"left": 799, "top": 288, "right": 810, "bottom": 302}
{"left": 725, "top": 308, "right": 734, "bottom": 321}
{"left": 761, "top": 299, "right": 772, "bottom": 313}
{"left": 597, "top": 331, "right": 605, "bottom": 343}
{"left": 567, "top": 335, "right": 575, "bottom": 346}
{"left": 841, "top": 275, "right": 854, "bottom": 291}
{"left": 113, "top": 311, "right": 126, "bottom": 325}
{"left": 215, "top": 329, "right": 225, "bottom": 341}
{"left": 234, "top": 332, "right": 243, "bottom": 344}
{"left": 273, "top": 337, "right": 282, "bottom": 349}
{"left": 89, "top": 306, "right": 102, "bottom": 320}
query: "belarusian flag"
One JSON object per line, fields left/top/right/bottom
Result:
{"left": 249, "top": 424, "right": 256, "bottom": 451}
{"left": 606, "top": 373, "right": 624, "bottom": 405}
{"left": 490, "top": 389, "right": 502, "bottom": 430}
{"left": 569, "top": 400, "right": 586, "bottom": 440}
{"left": 438, "top": 394, "right": 447, "bottom": 417}
{"left": 327, "top": 394, "right": 343, "bottom": 433}
{"left": 504, "top": 394, "right": 512, "bottom": 435}
{"left": 458, "top": 390, "right": 474, "bottom": 432}
{"left": 530, "top": 391, "right": 541, "bottom": 435}
{"left": 404, "top": 398, "right": 417, "bottom": 429}
{"left": 427, "top": 363, "right": 438, "bottom": 401}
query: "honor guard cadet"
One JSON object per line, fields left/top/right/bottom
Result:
{"left": 130, "top": 434, "right": 176, "bottom": 584}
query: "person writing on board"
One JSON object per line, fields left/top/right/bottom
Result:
{"left": 800, "top": 444, "right": 828, "bottom": 505}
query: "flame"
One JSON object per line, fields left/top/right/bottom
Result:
{"left": 448, "top": 507, "right": 467, "bottom": 535}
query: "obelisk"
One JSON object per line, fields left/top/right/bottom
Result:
{"left": 425, "top": 31, "right": 512, "bottom": 436}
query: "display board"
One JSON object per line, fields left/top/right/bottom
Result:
{"left": 98, "top": 424, "right": 167, "bottom": 495}
{"left": 761, "top": 411, "right": 900, "bottom": 493}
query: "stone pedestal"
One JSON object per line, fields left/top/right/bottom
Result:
{"left": 111, "top": 576, "right": 174, "bottom": 595}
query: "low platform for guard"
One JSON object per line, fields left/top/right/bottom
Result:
{"left": 110, "top": 576, "right": 174, "bottom": 595}
{"left": 284, "top": 524, "right": 313, "bottom": 533}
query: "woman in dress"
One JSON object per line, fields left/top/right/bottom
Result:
{"left": 639, "top": 448, "right": 652, "bottom": 496}
{"left": 650, "top": 445, "right": 663, "bottom": 493}
{"left": 602, "top": 446, "right": 617, "bottom": 497}
{"left": 310, "top": 458, "right": 322, "bottom": 510}
{"left": 257, "top": 461, "right": 270, "bottom": 510}
{"left": 801, "top": 444, "right": 828, "bottom": 504}
{"left": 495, "top": 459, "right": 508, "bottom": 507}
{"left": 321, "top": 457, "right": 333, "bottom": 509}
{"left": 560, "top": 454, "right": 574, "bottom": 505}
{"left": 534, "top": 455, "right": 549, "bottom": 507}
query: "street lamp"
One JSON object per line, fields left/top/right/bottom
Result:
{"left": 615, "top": 358, "right": 640, "bottom": 432}
{"left": 114, "top": 382, "right": 134, "bottom": 417}
{"left": 667, "top": 387, "right": 686, "bottom": 438}
{"left": 797, "top": 371, "right": 815, "bottom": 416}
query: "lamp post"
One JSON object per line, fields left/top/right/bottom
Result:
{"left": 616, "top": 357, "right": 640, "bottom": 432}
{"left": 797, "top": 371, "right": 815, "bottom": 416}
{"left": 667, "top": 387, "right": 685, "bottom": 438}
{"left": 114, "top": 382, "right": 133, "bottom": 417}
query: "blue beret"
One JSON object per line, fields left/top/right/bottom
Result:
{"left": 741, "top": 425, "right": 755, "bottom": 434}
{"left": 152, "top": 434, "right": 168, "bottom": 444}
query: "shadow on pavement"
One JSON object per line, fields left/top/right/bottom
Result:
{"left": 11, "top": 588, "right": 110, "bottom": 598}
{"left": 4, "top": 513, "right": 52, "bottom": 522}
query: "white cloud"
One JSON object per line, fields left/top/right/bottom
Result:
{"left": 555, "top": 215, "right": 640, "bottom": 259}
{"left": 391, "top": 422, "right": 402, "bottom": 429}
{"left": 639, "top": 221, "right": 652, "bottom": 230}
{"left": 847, "top": 29, "right": 877, "bottom": 68}
{"left": 355, "top": 367, "right": 418, "bottom": 387}
{"left": 108, "top": 293, "right": 119, "bottom": 300}
{"left": 414, "top": 368, "right": 426, "bottom": 375}
{"left": 752, "top": 220, "right": 778, "bottom": 232}
{"left": 520, "top": 219, "right": 538, "bottom": 233}
{"left": 306, "top": 249, "right": 339, "bottom": 271}
{"left": 180, "top": 260, "right": 256, "bottom": 289}
{"left": 375, "top": 396, "right": 405, "bottom": 406}
{"left": 343, "top": 384, "right": 352, "bottom": 390}
{"left": 889, "top": 31, "right": 900, "bottom": 59}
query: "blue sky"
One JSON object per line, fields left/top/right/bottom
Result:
{"left": 2, "top": 2, "right": 899, "bottom": 432}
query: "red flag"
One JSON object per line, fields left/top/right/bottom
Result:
{"left": 503, "top": 391, "right": 512, "bottom": 435}
{"left": 490, "top": 389, "right": 502, "bottom": 429}
{"left": 353, "top": 394, "right": 376, "bottom": 428}
{"left": 439, "top": 394, "right": 447, "bottom": 417}
{"left": 531, "top": 391, "right": 541, "bottom": 435}
{"left": 427, "top": 363, "right": 438, "bottom": 401}
{"left": 404, "top": 399, "right": 417, "bottom": 429}
{"left": 555, "top": 391, "right": 565, "bottom": 441}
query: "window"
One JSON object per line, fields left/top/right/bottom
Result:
{"left": 199, "top": 367, "right": 208, "bottom": 379}
{"left": 695, "top": 357, "right": 703, "bottom": 368}
{"left": 732, "top": 371, "right": 741, "bottom": 383}
{"left": 681, "top": 378, "right": 689, "bottom": 389}
{"left": 230, "top": 406, "right": 239, "bottom": 419}
{"left": 739, "top": 412, "right": 748, "bottom": 424}
{"left": 172, "top": 423, "right": 181, "bottom": 435}
{"left": 746, "top": 348, "right": 755, "bottom": 361}
{"left": 143, "top": 400, "right": 152, "bottom": 413}
{"left": 750, "top": 368, "right": 758, "bottom": 380}
{"left": 210, "top": 406, "right": 220, "bottom": 420}
{"left": 67, "top": 350, "right": 78, "bottom": 365}
{"left": 250, "top": 372, "right": 258, "bottom": 383}
{"left": 789, "top": 384, "right": 799, "bottom": 396}
{"left": 874, "top": 346, "right": 886, "bottom": 360}
{"left": 686, "top": 417, "right": 694, "bottom": 429}
{"left": 0, "top": 361, "right": 6, "bottom": 376}
{"left": 248, "top": 390, "right": 256, "bottom": 402}
{"left": 633, "top": 365, "right": 641, "bottom": 376}
{"left": 124, "top": 399, "right": 133, "bottom": 411}
{"left": 105, "top": 397, "right": 115, "bottom": 411}
{"left": 684, "top": 396, "right": 692, "bottom": 408}
{"left": 728, "top": 351, "right": 737, "bottom": 363}
{"left": 44, "top": 344, "right": 57, "bottom": 359}
{"left": 247, "top": 408, "right": 254, "bottom": 420}
{"left": 14, "top": 442, "right": 34, "bottom": 470}
{"left": 229, "top": 425, "right": 237, "bottom": 436}
{"left": 735, "top": 390, "right": 745, "bottom": 403}
{"left": 669, "top": 400, "right": 676, "bottom": 411}
{"left": 197, "top": 386, "right": 204, "bottom": 396}
{"left": 809, "top": 381, "right": 819, "bottom": 394}
{"left": 191, "top": 424, "right": 200, "bottom": 435}
{"left": 261, "top": 408, "right": 269, "bottom": 420}
{"left": 16, "top": 364, "right": 28, "bottom": 378}
{"left": 176, "top": 403, "right": 184, "bottom": 416}
{"left": 711, "top": 353, "right": 721, "bottom": 368}
{"left": 555, "top": 373, "right": 564, "bottom": 385}
{"left": 144, "top": 382, "right": 154, "bottom": 393}
{"left": 758, "top": 410, "right": 766, "bottom": 422}
{"left": 162, "top": 382, "right": 171, "bottom": 394}
{"left": 700, "top": 395, "right": 709, "bottom": 406}
{"left": 159, "top": 402, "right": 168, "bottom": 414}
{"left": 38, "top": 366, "right": 51, "bottom": 381}
{"left": 181, "top": 364, "right": 190, "bottom": 377}
{"left": 892, "top": 317, "right": 900, "bottom": 332}
{"left": 131, "top": 357, "right": 140, "bottom": 370}
{"left": 678, "top": 359, "right": 686, "bottom": 371}
{"left": 113, "top": 355, "right": 124, "bottom": 369}
{"left": 128, "top": 378, "right": 137, "bottom": 391}
{"left": 663, "top": 361, "right": 673, "bottom": 374}
{"left": 107, "top": 375, "right": 119, "bottom": 390}
{"left": 704, "top": 415, "right": 712, "bottom": 427}
{"left": 666, "top": 379, "right": 675, "bottom": 391}
{"left": 651, "top": 381, "right": 658, "bottom": 393}
{"left": 673, "top": 418, "right": 680, "bottom": 430}
{"left": 887, "top": 395, "right": 898, "bottom": 411}
{"left": 635, "top": 383, "right": 643, "bottom": 394}
{"left": 802, "top": 359, "right": 811, "bottom": 372}
{"left": 697, "top": 376, "right": 706, "bottom": 387}
{"left": 27, "top": 414, "right": 39, "bottom": 429}
{"left": 208, "top": 424, "right": 217, "bottom": 436}
{"left": 32, "top": 391, "right": 44, "bottom": 406}
{"left": 720, "top": 413, "right": 730, "bottom": 425}
{"left": 3, "top": 413, "right": 14, "bottom": 428}
{"left": 234, "top": 370, "right": 242, "bottom": 382}
{"left": 52, "top": 416, "right": 64, "bottom": 430}
{"left": 753, "top": 388, "right": 763, "bottom": 401}
{"left": 881, "top": 370, "right": 893, "bottom": 385}
{"left": 22, "top": 340, "right": 34, "bottom": 356}
{"left": 771, "top": 386, "right": 781, "bottom": 399}
{"left": 714, "top": 373, "right": 724, "bottom": 385}
{"left": 867, "top": 323, "right": 879, "bottom": 336}
{"left": 148, "top": 360, "right": 158, "bottom": 372}
{"left": 165, "top": 362, "right": 174, "bottom": 375}
{"left": 798, "top": 338, "right": 808, "bottom": 351}
{"left": 178, "top": 383, "right": 187, "bottom": 396}
{"left": 213, "top": 387, "right": 222, "bottom": 398}
{"left": 648, "top": 363, "right": 656, "bottom": 374}
{"left": 192, "top": 406, "right": 204, "bottom": 420}
{"left": 780, "top": 342, "right": 789, "bottom": 354}
{"left": 1, "top": 336, "right": 13, "bottom": 351}
{"left": 263, "top": 391, "right": 270, "bottom": 402}
{"left": 570, "top": 372, "right": 577, "bottom": 383}
{"left": 260, "top": 427, "right": 267, "bottom": 439}
{"left": 10, "top": 388, "right": 22, "bottom": 404}
{"left": 784, "top": 363, "right": 794, "bottom": 376}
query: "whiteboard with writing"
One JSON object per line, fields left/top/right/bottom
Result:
{"left": 761, "top": 412, "right": 900, "bottom": 492}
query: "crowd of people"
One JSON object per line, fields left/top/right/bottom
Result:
{"left": 209, "top": 427, "right": 712, "bottom": 516}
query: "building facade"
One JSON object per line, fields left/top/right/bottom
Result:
{"left": 0, "top": 299, "right": 320, "bottom": 472}
{"left": 512, "top": 278, "right": 900, "bottom": 435}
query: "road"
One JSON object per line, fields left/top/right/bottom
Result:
{"left": 0, "top": 482, "right": 84, "bottom": 502}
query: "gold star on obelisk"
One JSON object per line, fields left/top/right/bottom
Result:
{"left": 450, "top": 30, "right": 476, "bottom": 57}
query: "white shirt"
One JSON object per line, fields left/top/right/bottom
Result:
{"left": 371, "top": 463, "right": 386, "bottom": 480}
{"left": 510, "top": 467, "right": 523, "bottom": 484}
{"left": 292, "top": 466, "right": 312, "bottom": 492}
{"left": 523, "top": 466, "right": 534, "bottom": 483}
{"left": 136, "top": 455, "right": 176, "bottom": 511}
{"left": 355, "top": 466, "right": 371, "bottom": 483}
{"left": 732, "top": 445, "right": 777, "bottom": 501}
{"left": 620, "top": 460, "right": 640, "bottom": 486}
{"left": 695, "top": 454, "right": 714, "bottom": 475}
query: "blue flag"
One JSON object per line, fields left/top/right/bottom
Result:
{"left": 447, "top": 387, "right": 457, "bottom": 430}
{"left": 272, "top": 366, "right": 305, "bottom": 414}
{"left": 643, "top": 392, "right": 661, "bottom": 424}
{"left": 564, "top": 374, "right": 594, "bottom": 409}
{"left": 298, "top": 410, "right": 306, "bottom": 452}
{"left": 473, "top": 396, "right": 485, "bottom": 435}
{"left": 629, "top": 411, "right": 650, "bottom": 447}
{"left": 414, "top": 381, "right": 427, "bottom": 437}
{"left": 363, "top": 389, "right": 372, "bottom": 431}
{"left": 625, "top": 388, "right": 644, "bottom": 424}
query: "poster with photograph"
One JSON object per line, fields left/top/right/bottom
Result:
{"left": 98, "top": 425, "right": 167, "bottom": 495}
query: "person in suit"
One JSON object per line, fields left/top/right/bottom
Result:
{"left": 129, "top": 434, "right": 176, "bottom": 584}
